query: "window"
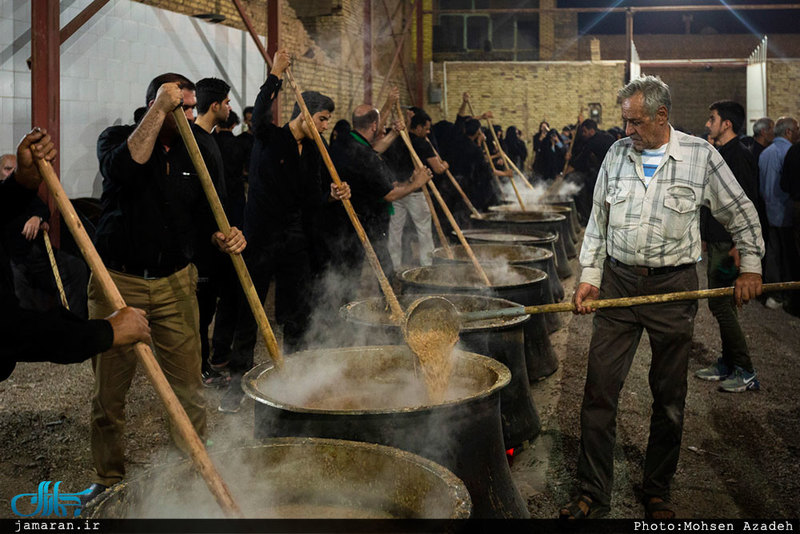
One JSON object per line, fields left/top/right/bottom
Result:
{"left": 466, "top": 16, "right": 490, "bottom": 50}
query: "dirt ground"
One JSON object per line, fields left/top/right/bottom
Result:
{"left": 1, "top": 245, "right": 799, "bottom": 520}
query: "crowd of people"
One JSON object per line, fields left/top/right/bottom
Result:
{"left": 2, "top": 58, "right": 799, "bottom": 520}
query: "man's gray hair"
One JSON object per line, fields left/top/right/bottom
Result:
{"left": 752, "top": 117, "right": 773, "bottom": 136}
{"left": 618, "top": 75, "right": 671, "bottom": 118}
{"left": 774, "top": 116, "right": 797, "bottom": 139}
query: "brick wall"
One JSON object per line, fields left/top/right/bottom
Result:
{"left": 429, "top": 61, "right": 627, "bottom": 157}
{"left": 768, "top": 59, "right": 800, "bottom": 120}
{"left": 646, "top": 66, "right": 747, "bottom": 136}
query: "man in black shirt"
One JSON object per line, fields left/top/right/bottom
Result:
{"left": 386, "top": 109, "right": 445, "bottom": 268}
{"left": 696, "top": 101, "right": 762, "bottom": 392}
{"left": 86, "top": 73, "right": 245, "bottom": 501}
{"left": 193, "top": 77, "right": 233, "bottom": 386}
{"left": 217, "top": 50, "right": 350, "bottom": 413}
{"left": 781, "top": 140, "right": 800, "bottom": 316}
{"left": 567, "top": 119, "right": 616, "bottom": 224}
{"left": 1, "top": 128, "right": 150, "bottom": 382}
{"left": 328, "top": 103, "right": 430, "bottom": 286}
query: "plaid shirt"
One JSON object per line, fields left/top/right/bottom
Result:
{"left": 580, "top": 126, "right": 765, "bottom": 288}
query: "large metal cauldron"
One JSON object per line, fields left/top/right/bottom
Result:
{"left": 489, "top": 204, "right": 578, "bottom": 245}
{"left": 397, "top": 264, "right": 558, "bottom": 380}
{"left": 459, "top": 228, "right": 568, "bottom": 292}
{"left": 542, "top": 195, "right": 581, "bottom": 231}
{"left": 340, "top": 294, "right": 540, "bottom": 449}
{"left": 85, "top": 438, "right": 471, "bottom": 518}
{"left": 471, "top": 211, "right": 577, "bottom": 260}
{"left": 244, "top": 346, "right": 528, "bottom": 518}
{"left": 431, "top": 244, "right": 562, "bottom": 333}
{"left": 468, "top": 216, "right": 573, "bottom": 279}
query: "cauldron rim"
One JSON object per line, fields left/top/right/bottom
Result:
{"left": 431, "top": 243, "right": 553, "bottom": 263}
{"left": 242, "top": 346, "right": 511, "bottom": 415}
{"left": 397, "top": 264, "right": 547, "bottom": 289}
{"left": 471, "top": 211, "right": 566, "bottom": 223}
{"left": 459, "top": 229, "right": 557, "bottom": 244}
{"left": 340, "top": 294, "right": 530, "bottom": 332}
{"left": 84, "top": 437, "right": 473, "bottom": 519}
{"left": 488, "top": 203, "right": 570, "bottom": 214}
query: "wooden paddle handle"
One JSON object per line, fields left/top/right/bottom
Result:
{"left": 392, "top": 104, "right": 451, "bottom": 258}
{"left": 485, "top": 116, "right": 534, "bottom": 190}
{"left": 461, "top": 281, "right": 800, "bottom": 321}
{"left": 42, "top": 230, "right": 68, "bottom": 309}
{"left": 172, "top": 109, "right": 284, "bottom": 369}
{"left": 284, "top": 67, "right": 404, "bottom": 321}
{"left": 395, "top": 103, "right": 491, "bottom": 286}
{"left": 425, "top": 138, "right": 482, "bottom": 219}
{"left": 35, "top": 158, "right": 242, "bottom": 518}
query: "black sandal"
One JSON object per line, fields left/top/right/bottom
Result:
{"left": 644, "top": 497, "right": 675, "bottom": 520}
{"left": 559, "top": 494, "right": 610, "bottom": 520}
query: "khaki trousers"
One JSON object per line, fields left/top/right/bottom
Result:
{"left": 88, "top": 264, "right": 206, "bottom": 486}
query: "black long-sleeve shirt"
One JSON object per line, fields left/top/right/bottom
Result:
{"left": 244, "top": 74, "right": 329, "bottom": 250}
{"left": 701, "top": 137, "right": 760, "bottom": 243}
{"left": 94, "top": 123, "right": 222, "bottom": 272}
{"left": 1, "top": 174, "right": 112, "bottom": 381}
{"left": 780, "top": 142, "right": 800, "bottom": 201}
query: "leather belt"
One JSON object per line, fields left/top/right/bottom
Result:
{"left": 609, "top": 257, "right": 694, "bottom": 277}
{"left": 107, "top": 260, "right": 187, "bottom": 280}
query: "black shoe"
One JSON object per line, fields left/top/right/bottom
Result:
{"left": 202, "top": 369, "right": 230, "bottom": 388}
{"left": 218, "top": 377, "right": 245, "bottom": 413}
{"left": 78, "top": 483, "right": 108, "bottom": 508}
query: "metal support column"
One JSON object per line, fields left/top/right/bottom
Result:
{"left": 364, "top": 0, "right": 373, "bottom": 105}
{"left": 267, "top": 0, "right": 281, "bottom": 124}
{"left": 31, "top": 0, "right": 61, "bottom": 246}
{"left": 625, "top": 8, "right": 634, "bottom": 82}
{"left": 415, "top": 0, "right": 424, "bottom": 107}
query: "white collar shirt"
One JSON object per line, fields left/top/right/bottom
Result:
{"left": 579, "top": 125, "right": 765, "bottom": 288}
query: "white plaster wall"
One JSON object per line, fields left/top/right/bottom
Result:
{"left": 0, "top": 0, "right": 267, "bottom": 198}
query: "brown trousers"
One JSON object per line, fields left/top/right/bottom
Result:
{"left": 577, "top": 258, "right": 698, "bottom": 506}
{"left": 88, "top": 264, "right": 206, "bottom": 486}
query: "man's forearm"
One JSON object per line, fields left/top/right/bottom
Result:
{"left": 373, "top": 131, "right": 398, "bottom": 154}
{"left": 127, "top": 108, "right": 166, "bottom": 164}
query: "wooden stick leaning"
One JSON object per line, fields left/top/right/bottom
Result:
{"left": 42, "top": 231, "right": 69, "bottom": 309}
{"left": 35, "top": 158, "right": 243, "bottom": 518}
{"left": 172, "top": 109, "right": 283, "bottom": 369}
{"left": 419, "top": 179, "right": 451, "bottom": 257}
{"left": 425, "top": 138, "right": 482, "bottom": 220}
{"left": 460, "top": 281, "right": 800, "bottom": 322}
{"left": 481, "top": 134, "right": 525, "bottom": 211}
{"left": 284, "top": 67, "right": 405, "bottom": 321}
{"left": 485, "top": 116, "right": 534, "bottom": 190}
{"left": 392, "top": 106, "right": 451, "bottom": 258}
{"left": 546, "top": 107, "right": 584, "bottom": 197}
{"left": 395, "top": 103, "right": 491, "bottom": 287}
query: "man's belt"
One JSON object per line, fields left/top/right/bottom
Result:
{"left": 106, "top": 260, "right": 187, "bottom": 280}
{"left": 609, "top": 257, "right": 695, "bottom": 277}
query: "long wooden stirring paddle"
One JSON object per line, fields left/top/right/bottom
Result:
{"left": 35, "top": 158, "right": 242, "bottom": 518}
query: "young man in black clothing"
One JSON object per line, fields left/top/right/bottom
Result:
{"left": 217, "top": 50, "right": 351, "bottom": 413}
{"left": 86, "top": 73, "right": 245, "bottom": 502}
{"left": 1, "top": 128, "right": 150, "bottom": 382}
{"left": 193, "top": 77, "right": 233, "bottom": 387}
{"left": 567, "top": 119, "right": 616, "bottom": 224}
{"left": 696, "top": 100, "right": 762, "bottom": 392}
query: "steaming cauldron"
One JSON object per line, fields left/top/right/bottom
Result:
{"left": 489, "top": 204, "right": 579, "bottom": 245}
{"left": 542, "top": 195, "right": 581, "bottom": 231}
{"left": 459, "top": 228, "right": 567, "bottom": 295}
{"left": 244, "top": 346, "right": 528, "bottom": 518}
{"left": 430, "top": 244, "right": 562, "bottom": 333}
{"left": 397, "top": 264, "right": 558, "bottom": 380}
{"left": 85, "top": 438, "right": 471, "bottom": 518}
{"left": 340, "top": 294, "right": 539, "bottom": 449}
{"left": 471, "top": 211, "right": 577, "bottom": 261}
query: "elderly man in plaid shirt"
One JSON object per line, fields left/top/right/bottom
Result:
{"left": 560, "top": 75, "right": 764, "bottom": 521}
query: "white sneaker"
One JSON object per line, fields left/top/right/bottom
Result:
{"left": 765, "top": 297, "right": 783, "bottom": 310}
